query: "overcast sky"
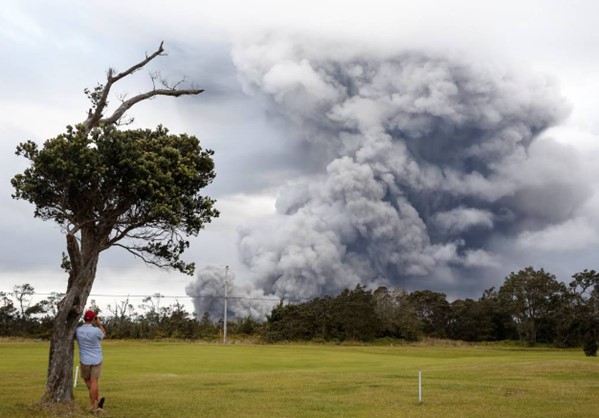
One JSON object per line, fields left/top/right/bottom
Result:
{"left": 2, "top": 0, "right": 599, "bottom": 317}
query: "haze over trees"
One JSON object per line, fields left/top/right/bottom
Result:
{"left": 10, "top": 42, "right": 218, "bottom": 404}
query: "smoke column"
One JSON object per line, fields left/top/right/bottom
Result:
{"left": 186, "top": 35, "right": 590, "bottom": 316}
{"left": 185, "top": 265, "right": 280, "bottom": 320}
{"left": 227, "top": 35, "right": 590, "bottom": 301}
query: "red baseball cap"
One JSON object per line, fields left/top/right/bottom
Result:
{"left": 83, "top": 310, "right": 96, "bottom": 321}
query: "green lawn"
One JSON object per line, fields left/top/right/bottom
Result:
{"left": 0, "top": 340, "right": 597, "bottom": 417}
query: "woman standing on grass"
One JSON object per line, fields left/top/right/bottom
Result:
{"left": 75, "top": 310, "right": 106, "bottom": 413}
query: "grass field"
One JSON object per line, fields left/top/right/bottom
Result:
{"left": 0, "top": 340, "right": 598, "bottom": 417}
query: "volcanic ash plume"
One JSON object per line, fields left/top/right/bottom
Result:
{"left": 230, "top": 37, "right": 587, "bottom": 300}
{"left": 185, "top": 265, "right": 279, "bottom": 320}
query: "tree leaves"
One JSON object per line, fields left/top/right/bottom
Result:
{"left": 12, "top": 124, "right": 218, "bottom": 275}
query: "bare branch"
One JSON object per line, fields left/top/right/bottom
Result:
{"left": 111, "top": 243, "right": 171, "bottom": 268}
{"left": 109, "top": 41, "right": 165, "bottom": 85}
{"left": 149, "top": 71, "right": 160, "bottom": 90}
{"left": 166, "top": 77, "right": 186, "bottom": 90}
{"left": 106, "top": 224, "right": 170, "bottom": 249}
{"left": 97, "top": 88, "right": 203, "bottom": 127}
{"left": 116, "top": 116, "right": 135, "bottom": 127}
{"left": 81, "top": 41, "right": 202, "bottom": 131}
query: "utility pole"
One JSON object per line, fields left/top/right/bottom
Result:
{"left": 223, "top": 265, "right": 229, "bottom": 345}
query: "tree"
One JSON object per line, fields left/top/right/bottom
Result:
{"left": 373, "top": 287, "right": 421, "bottom": 341}
{"left": 448, "top": 299, "right": 486, "bottom": 341}
{"left": 477, "top": 287, "right": 517, "bottom": 341}
{"left": 11, "top": 42, "right": 217, "bottom": 404}
{"left": 407, "top": 290, "right": 450, "bottom": 338}
{"left": 264, "top": 301, "right": 312, "bottom": 342}
{"left": 330, "top": 285, "right": 379, "bottom": 341}
{"left": 197, "top": 312, "right": 218, "bottom": 339}
{"left": 12, "top": 283, "right": 35, "bottom": 318}
{"left": 0, "top": 291, "right": 17, "bottom": 336}
{"left": 498, "top": 267, "right": 565, "bottom": 346}
{"left": 448, "top": 288, "right": 518, "bottom": 342}
{"left": 38, "top": 292, "right": 66, "bottom": 317}
{"left": 105, "top": 297, "right": 136, "bottom": 339}
{"left": 568, "top": 269, "right": 599, "bottom": 355}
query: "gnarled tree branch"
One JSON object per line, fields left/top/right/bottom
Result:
{"left": 98, "top": 87, "right": 203, "bottom": 128}
{"left": 81, "top": 41, "right": 203, "bottom": 131}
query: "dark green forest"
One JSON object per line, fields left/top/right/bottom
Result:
{"left": 2, "top": 267, "right": 597, "bottom": 355}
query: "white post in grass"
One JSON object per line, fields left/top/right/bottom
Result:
{"left": 223, "top": 265, "right": 229, "bottom": 345}
{"left": 418, "top": 369, "right": 422, "bottom": 403}
{"left": 73, "top": 365, "right": 79, "bottom": 388}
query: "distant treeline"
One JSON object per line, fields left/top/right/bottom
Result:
{"left": 0, "top": 288, "right": 236, "bottom": 342}
{"left": 1, "top": 267, "right": 597, "bottom": 355}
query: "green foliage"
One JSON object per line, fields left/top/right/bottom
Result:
{"left": 12, "top": 124, "right": 218, "bottom": 274}
{"left": 447, "top": 289, "right": 517, "bottom": 342}
{"left": 262, "top": 269, "right": 599, "bottom": 348}
{"left": 233, "top": 317, "right": 260, "bottom": 335}
{"left": 408, "top": 290, "right": 451, "bottom": 338}
{"left": 373, "top": 287, "right": 421, "bottom": 340}
{"left": 0, "top": 285, "right": 58, "bottom": 338}
{"left": 331, "top": 284, "right": 379, "bottom": 341}
{"left": 11, "top": 284, "right": 35, "bottom": 318}
{"left": 568, "top": 270, "right": 599, "bottom": 354}
{"left": 498, "top": 267, "right": 567, "bottom": 346}
{"left": 0, "top": 291, "right": 17, "bottom": 335}
{"left": 84, "top": 83, "right": 105, "bottom": 115}
{"left": 582, "top": 332, "right": 598, "bottom": 356}
{"left": 265, "top": 285, "right": 380, "bottom": 342}
{"left": 449, "top": 298, "right": 488, "bottom": 341}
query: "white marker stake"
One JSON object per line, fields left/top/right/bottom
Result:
{"left": 73, "top": 365, "right": 79, "bottom": 388}
{"left": 418, "top": 369, "right": 422, "bottom": 403}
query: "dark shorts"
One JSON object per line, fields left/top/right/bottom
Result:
{"left": 80, "top": 362, "right": 102, "bottom": 380}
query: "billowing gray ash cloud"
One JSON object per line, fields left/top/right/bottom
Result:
{"left": 185, "top": 266, "right": 280, "bottom": 320}
{"left": 188, "top": 36, "right": 590, "bottom": 314}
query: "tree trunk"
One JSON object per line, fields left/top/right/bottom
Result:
{"left": 42, "top": 233, "right": 100, "bottom": 403}
{"left": 524, "top": 319, "right": 537, "bottom": 347}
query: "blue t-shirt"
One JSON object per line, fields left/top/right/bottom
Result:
{"left": 75, "top": 324, "right": 104, "bottom": 365}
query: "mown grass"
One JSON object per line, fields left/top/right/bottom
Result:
{"left": 0, "top": 340, "right": 597, "bottom": 417}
